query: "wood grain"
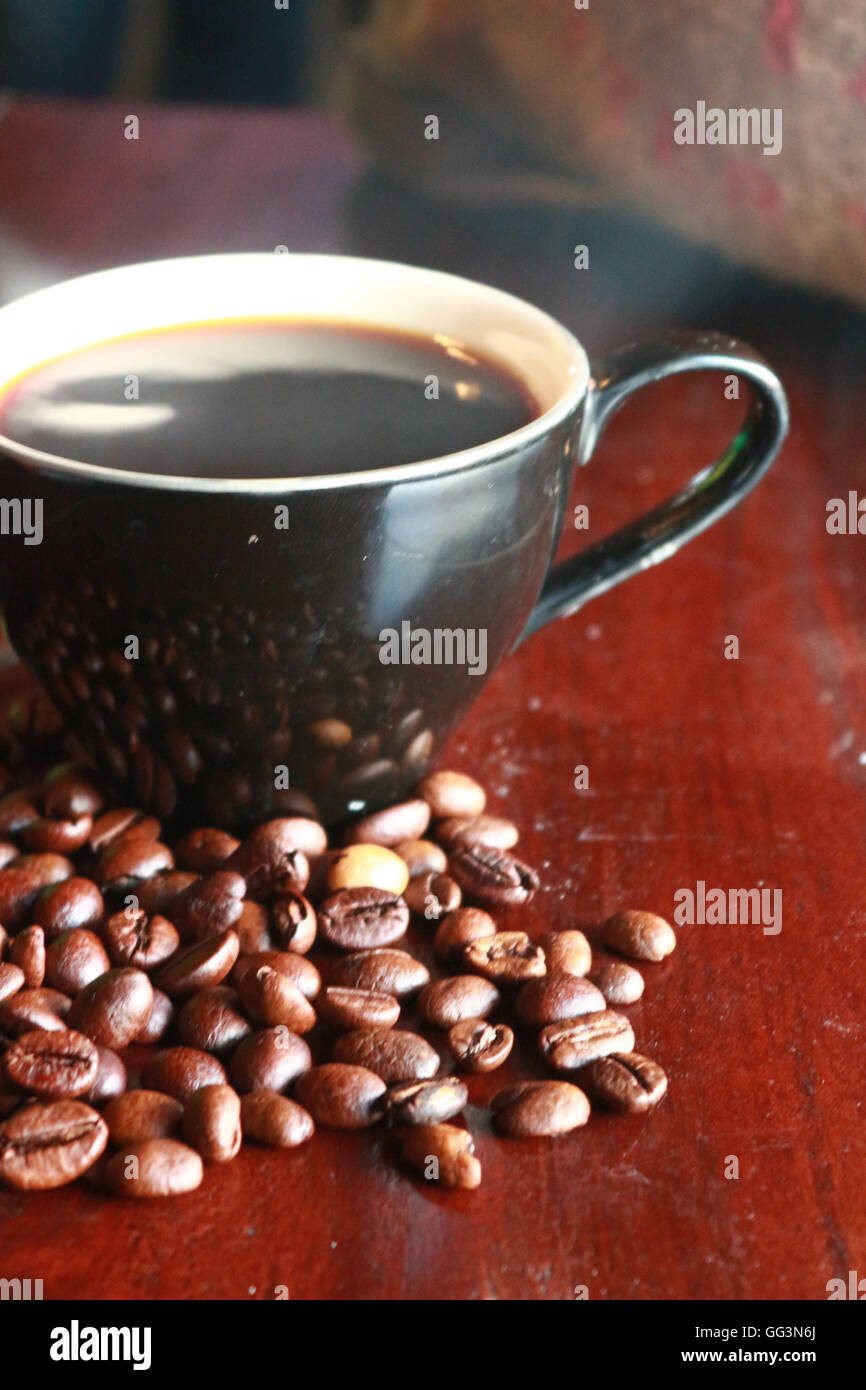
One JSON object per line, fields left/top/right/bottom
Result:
{"left": 0, "top": 98, "right": 864, "bottom": 1301}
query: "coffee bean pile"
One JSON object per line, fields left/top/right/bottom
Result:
{"left": 0, "top": 694, "right": 675, "bottom": 1196}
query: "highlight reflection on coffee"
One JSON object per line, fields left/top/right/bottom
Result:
{"left": 0, "top": 319, "right": 538, "bottom": 477}
{"left": 0, "top": 319, "right": 541, "bottom": 826}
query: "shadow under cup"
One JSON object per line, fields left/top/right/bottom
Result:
{"left": 0, "top": 254, "right": 588, "bottom": 827}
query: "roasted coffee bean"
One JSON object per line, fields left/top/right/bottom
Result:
{"left": 257, "top": 817, "right": 327, "bottom": 857}
{"left": 234, "top": 900, "right": 273, "bottom": 955}
{"left": 0, "top": 854, "right": 74, "bottom": 927}
{"left": 516, "top": 974, "right": 606, "bottom": 1026}
{"left": 136, "top": 988, "right": 175, "bottom": 1044}
{"left": 418, "top": 976, "right": 500, "bottom": 1029}
{"left": 307, "top": 717, "right": 353, "bottom": 750}
{"left": 0, "top": 842, "right": 17, "bottom": 870}
{"left": 177, "top": 986, "right": 251, "bottom": 1056}
{"left": 417, "top": 770, "right": 486, "bottom": 820}
{"left": 325, "top": 844, "right": 409, "bottom": 896}
{"left": 3, "top": 1028, "right": 98, "bottom": 1099}
{"left": 591, "top": 961, "right": 645, "bottom": 1005}
{"left": 227, "top": 821, "right": 312, "bottom": 897}
{"left": 318, "top": 986, "right": 400, "bottom": 1032}
{"left": 0, "top": 922, "right": 6, "bottom": 957}
{"left": 89, "top": 808, "right": 161, "bottom": 855}
{"left": 96, "top": 838, "right": 175, "bottom": 892}
{"left": 174, "top": 827, "right": 241, "bottom": 873}
{"left": 343, "top": 798, "right": 431, "bottom": 848}
{"left": 238, "top": 964, "right": 316, "bottom": 1032}
{"left": 385, "top": 1077, "right": 468, "bottom": 1125}
{"left": 8, "top": 925, "right": 46, "bottom": 987}
{"left": 601, "top": 910, "right": 676, "bottom": 962}
{"left": 0, "top": 961, "right": 25, "bottom": 1003}
{"left": 171, "top": 871, "right": 246, "bottom": 941}
{"left": 0, "top": 789, "right": 40, "bottom": 836}
{"left": 294, "top": 1063, "right": 386, "bottom": 1129}
{"left": 229, "top": 1027, "right": 311, "bottom": 1094}
{"left": 240, "top": 1090, "right": 314, "bottom": 1147}
{"left": 540, "top": 929, "right": 592, "bottom": 978}
{"left": 448, "top": 1019, "right": 514, "bottom": 1073}
{"left": 0, "top": 987, "right": 71, "bottom": 1035}
{"left": 404, "top": 871, "right": 461, "bottom": 921}
{"left": 0, "top": 1099, "right": 108, "bottom": 1189}
{"left": 136, "top": 871, "right": 199, "bottom": 916}
{"left": 393, "top": 838, "right": 448, "bottom": 877}
{"left": 44, "top": 929, "right": 111, "bottom": 994}
{"left": 142, "top": 1047, "right": 227, "bottom": 1102}
{"left": 21, "top": 814, "right": 93, "bottom": 855}
{"left": 68, "top": 968, "right": 154, "bottom": 1049}
{"left": 104, "top": 1138, "right": 203, "bottom": 1197}
{"left": 157, "top": 929, "right": 240, "bottom": 997}
{"left": 6, "top": 690, "right": 63, "bottom": 744}
{"left": 433, "top": 907, "right": 497, "bottom": 963}
{"left": 103, "top": 909, "right": 180, "bottom": 970}
{"left": 333, "top": 1028, "right": 439, "bottom": 1084}
{"left": 33, "top": 877, "right": 105, "bottom": 938}
{"left": 338, "top": 758, "right": 399, "bottom": 804}
{"left": 492, "top": 1080, "right": 590, "bottom": 1137}
{"left": 393, "top": 714, "right": 430, "bottom": 766}
{"left": 581, "top": 1052, "right": 668, "bottom": 1113}
{"left": 42, "top": 763, "right": 104, "bottom": 819}
{"left": 436, "top": 815, "right": 519, "bottom": 850}
{"left": 268, "top": 795, "right": 322, "bottom": 822}
{"left": 401, "top": 1122, "right": 481, "bottom": 1189}
{"left": 103, "top": 1090, "right": 183, "bottom": 1144}
{"left": 463, "top": 930, "right": 546, "bottom": 984}
{"left": 80, "top": 1045, "right": 126, "bottom": 1106}
{"left": 539, "top": 1010, "right": 636, "bottom": 1071}
{"left": 330, "top": 948, "right": 429, "bottom": 998}
{"left": 270, "top": 891, "right": 316, "bottom": 955}
{"left": 182, "top": 1083, "right": 242, "bottom": 1163}
{"left": 232, "top": 949, "right": 321, "bottom": 1001}
{"left": 449, "top": 845, "right": 539, "bottom": 909}
{"left": 318, "top": 887, "right": 409, "bottom": 951}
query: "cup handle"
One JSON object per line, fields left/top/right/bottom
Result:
{"left": 519, "top": 330, "right": 789, "bottom": 639}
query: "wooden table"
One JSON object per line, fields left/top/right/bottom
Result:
{"left": 0, "top": 98, "right": 863, "bottom": 1302}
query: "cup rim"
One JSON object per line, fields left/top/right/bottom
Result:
{"left": 0, "top": 253, "right": 589, "bottom": 494}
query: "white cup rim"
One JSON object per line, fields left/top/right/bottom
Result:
{"left": 0, "top": 252, "right": 589, "bottom": 493}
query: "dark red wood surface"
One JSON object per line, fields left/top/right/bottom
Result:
{"left": 0, "top": 98, "right": 864, "bottom": 1301}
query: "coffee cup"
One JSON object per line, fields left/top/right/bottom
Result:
{"left": 0, "top": 253, "right": 788, "bottom": 824}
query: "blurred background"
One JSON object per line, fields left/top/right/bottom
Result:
{"left": 0, "top": 0, "right": 330, "bottom": 104}
{"left": 2, "top": 0, "right": 864, "bottom": 328}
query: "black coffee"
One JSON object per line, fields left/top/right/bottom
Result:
{"left": 0, "top": 319, "right": 539, "bottom": 478}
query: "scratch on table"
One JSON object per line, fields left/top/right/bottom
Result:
{"left": 603, "top": 1165, "right": 652, "bottom": 1185}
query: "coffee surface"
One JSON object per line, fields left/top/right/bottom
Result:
{"left": 0, "top": 319, "right": 538, "bottom": 478}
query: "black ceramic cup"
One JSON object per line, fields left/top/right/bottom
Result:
{"left": 0, "top": 254, "right": 788, "bottom": 826}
